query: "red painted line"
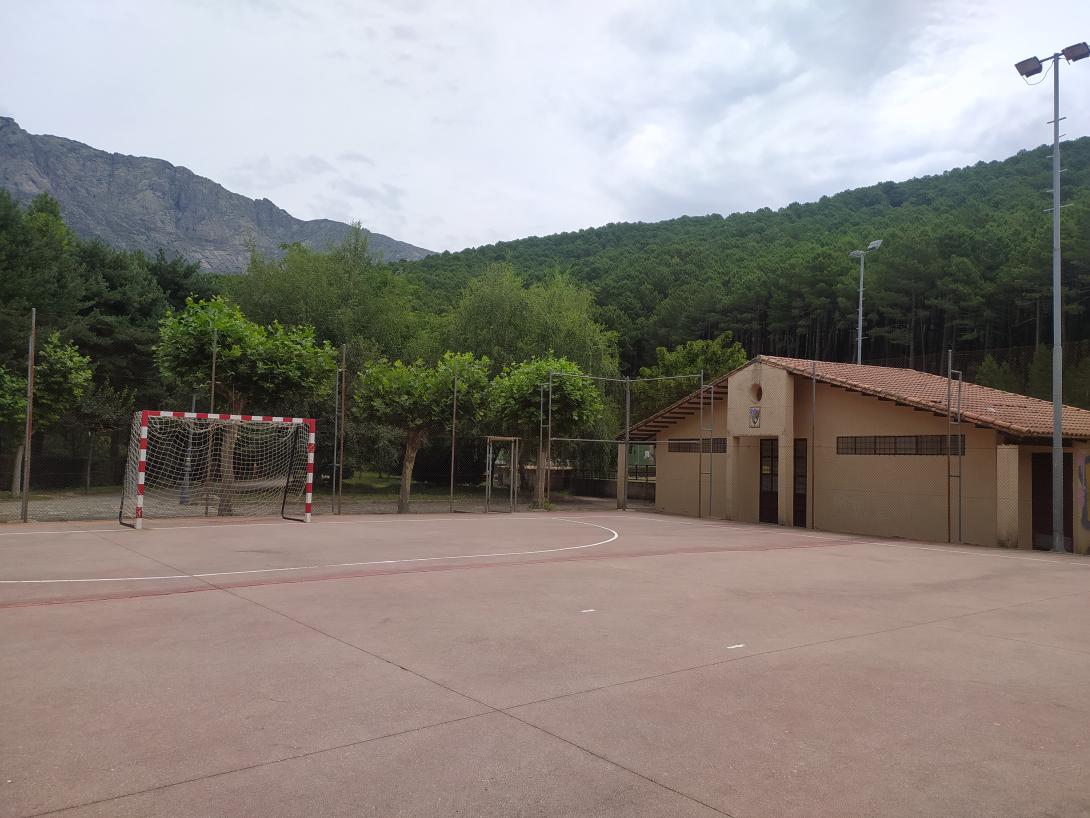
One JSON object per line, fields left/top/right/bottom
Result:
{"left": 0, "top": 539, "right": 845, "bottom": 610}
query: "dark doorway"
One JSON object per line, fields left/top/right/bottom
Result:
{"left": 759, "top": 438, "right": 778, "bottom": 524}
{"left": 793, "top": 439, "right": 807, "bottom": 528}
{"left": 1031, "top": 452, "right": 1072, "bottom": 551}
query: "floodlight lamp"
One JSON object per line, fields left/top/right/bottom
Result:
{"left": 849, "top": 250, "right": 864, "bottom": 259}
{"left": 1062, "top": 42, "right": 1090, "bottom": 62}
{"left": 1015, "top": 56, "right": 1043, "bottom": 77}
{"left": 867, "top": 239, "right": 883, "bottom": 251}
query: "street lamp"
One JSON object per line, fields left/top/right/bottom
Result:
{"left": 1015, "top": 41, "right": 1088, "bottom": 554}
{"left": 849, "top": 239, "right": 882, "bottom": 365}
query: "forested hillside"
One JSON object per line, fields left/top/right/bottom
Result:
{"left": 395, "top": 138, "right": 1090, "bottom": 376}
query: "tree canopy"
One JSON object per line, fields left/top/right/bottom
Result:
{"left": 155, "top": 296, "right": 337, "bottom": 414}
{"left": 353, "top": 352, "right": 490, "bottom": 511}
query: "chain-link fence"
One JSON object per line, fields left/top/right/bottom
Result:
{"left": 0, "top": 421, "right": 131, "bottom": 523}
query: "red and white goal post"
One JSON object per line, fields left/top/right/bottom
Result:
{"left": 120, "top": 411, "right": 316, "bottom": 529}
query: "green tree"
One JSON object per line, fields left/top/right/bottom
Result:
{"left": 443, "top": 265, "right": 619, "bottom": 376}
{"left": 68, "top": 379, "right": 136, "bottom": 492}
{"left": 973, "top": 354, "right": 1021, "bottom": 394}
{"left": 155, "top": 296, "right": 336, "bottom": 414}
{"left": 227, "top": 227, "right": 420, "bottom": 365}
{"left": 353, "top": 352, "right": 490, "bottom": 512}
{"left": 5, "top": 333, "right": 92, "bottom": 497}
{"left": 486, "top": 356, "right": 605, "bottom": 501}
{"left": 1026, "top": 344, "right": 1052, "bottom": 401}
{"left": 632, "top": 332, "right": 748, "bottom": 421}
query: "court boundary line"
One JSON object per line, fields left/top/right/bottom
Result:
{"left": 0, "top": 518, "right": 619, "bottom": 584}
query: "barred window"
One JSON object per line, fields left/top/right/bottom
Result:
{"left": 836, "top": 434, "right": 964, "bottom": 456}
{"left": 668, "top": 438, "right": 727, "bottom": 454}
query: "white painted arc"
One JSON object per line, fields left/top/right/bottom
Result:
{"left": 0, "top": 518, "right": 619, "bottom": 584}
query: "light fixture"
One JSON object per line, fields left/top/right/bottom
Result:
{"left": 867, "top": 239, "right": 883, "bottom": 251}
{"left": 1015, "top": 56, "right": 1043, "bottom": 77}
{"left": 1062, "top": 42, "right": 1089, "bottom": 62}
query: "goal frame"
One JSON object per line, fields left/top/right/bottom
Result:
{"left": 123, "top": 410, "right": 316, "bottom": 529}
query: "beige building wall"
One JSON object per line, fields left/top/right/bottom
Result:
{"left": 806, "top": 381, "right": 998, "bottom": 546}
{"left": 726, "top": 363, "right": 794, "bottom": 525}
{"left": 653, "top": 395, "right": 729, "bottom": 519}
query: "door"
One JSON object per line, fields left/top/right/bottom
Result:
{"left": 759, "top": 438, "right": 778, "bottom": 524}
{"left": 793, "top": 438, "right": 807, "bottom": 528}
{"left": 1031, "top": 452, "right": 1072, "bottom": 551}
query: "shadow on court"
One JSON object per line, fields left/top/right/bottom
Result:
{"left": 2, "top": 511, "right": 1089, "bottom": 817}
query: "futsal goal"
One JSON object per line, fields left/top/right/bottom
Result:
{"left": 119, "top": 411, "right": 315, "bottom": 528}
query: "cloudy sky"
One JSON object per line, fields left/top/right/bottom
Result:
{"left": 2, "top": 0, "right": 1089, "bottom": 252}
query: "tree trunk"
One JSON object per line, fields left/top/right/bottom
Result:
{"left": 10, "top": 444, "right": 24, "bottom": 499}
{"left": 398, "top": 430, "right": 425, "bottom": 514}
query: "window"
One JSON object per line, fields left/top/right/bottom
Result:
{"left": 836, "top": 434, "right": 964, "bottom": 456}
{"left": 668, "top": 438, "right": 727, "bottom": 454}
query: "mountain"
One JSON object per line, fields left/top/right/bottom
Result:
{"left": 0, "top": 117, "right": 431, "bottom": 271}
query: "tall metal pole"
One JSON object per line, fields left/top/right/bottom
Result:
{"left": 20, "top": 308, "right": 36, "bottom": 522}
{"left": 546, "top": 371, "right": 553, "bottom": 503}
{"left": 1049, "top": 53, "right": 1065, "bottom": 553}
{"left": 537, "top": 383, "right": 545, "bottom": 508}
{"left": 856, "top": 252, "right": 865, "bottom": 365}
{"left": 623, "top": 376, "right": 631, "bottom": 512}
{"left": 331, "top": 364, "right": 340, "bottom": 513}
{"left": 337, "top": 345, "right": 347, "bottom": 515}
{"left": 449, "top": 367, "right": 458, "bottom": 513}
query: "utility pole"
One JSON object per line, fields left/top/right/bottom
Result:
{"left": 20, "top": 308, "right": 36, "bottom": 523}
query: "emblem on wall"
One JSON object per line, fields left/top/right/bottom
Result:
{"left": 749, "top": 406, "right": 761, "bottom": 428}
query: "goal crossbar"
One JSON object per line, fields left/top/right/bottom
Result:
{"left": 120, "top": 410, "right": 316, "bottom": 529}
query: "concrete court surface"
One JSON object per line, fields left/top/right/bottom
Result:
{"left": 1, "top": 512, "right": 1089, "bottom": 818}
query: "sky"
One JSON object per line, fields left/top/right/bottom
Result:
{"left": 2, "top": 0, "right": 1089, "bottom": 252}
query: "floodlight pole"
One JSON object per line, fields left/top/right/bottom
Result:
{"left": 849, "top": 240, "right": 881, "bottom": 365}
{"left": 1049, "top": 52, "right": 1064, "bottom": 553}
{"left": 855, "top": 252, "right": 865, "bottom": 365}
{"left": 1016, "top": 43, "right": 1088, "bottom": 552}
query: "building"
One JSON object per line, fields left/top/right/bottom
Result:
{"left": 625, "top": 356, "right": 1090, "bottom": 554}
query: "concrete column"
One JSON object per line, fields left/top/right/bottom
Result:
{"left": 777, "top": 433, "right": 793, "bottom": 526}
{"left": 996, "top": 444, "right": 1020, "bottom": 548}
{"left": 616, "top": 442, "right": 627, "bottom": 510}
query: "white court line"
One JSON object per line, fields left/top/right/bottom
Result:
{"left": 0, "top": 518, "right": 619, "bottom": 584}
{"left": 726, "top": 644, "right": 746, "bottom": 649}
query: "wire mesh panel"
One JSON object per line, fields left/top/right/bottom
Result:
{"left": 120, "top": 412, "right": 314, "bottom": 527}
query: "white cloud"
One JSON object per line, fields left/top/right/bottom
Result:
{"left": 1, "top": 0, "right": 1088, "bottom": 251}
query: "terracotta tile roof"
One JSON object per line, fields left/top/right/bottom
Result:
{"left": 760, "top": 356, "right": 1090, "bottom": 440}
{"left": 625, "top": 355, "right": 1090, "bottom": 440}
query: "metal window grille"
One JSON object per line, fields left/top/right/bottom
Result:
{"left": 836, "top": 434, "right": 964, "bottom": 456}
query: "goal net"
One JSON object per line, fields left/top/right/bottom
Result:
{"left": 120, "top": 411, "right": 315, "bottom": 528}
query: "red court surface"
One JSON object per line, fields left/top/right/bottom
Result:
{"left": 2, "top": 511, "right": 1089, "bottom": 817}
